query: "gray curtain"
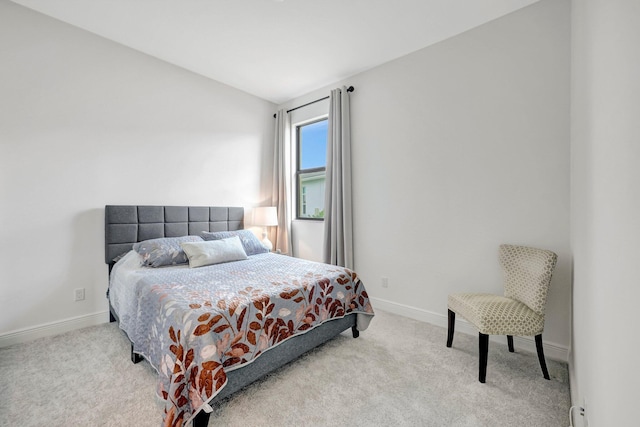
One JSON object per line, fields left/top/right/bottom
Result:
{"left": 323, "top": 87, "right": 353, "bottom": 268}
{"left": 272, "top": 109, "right": 292, "bottom": 254}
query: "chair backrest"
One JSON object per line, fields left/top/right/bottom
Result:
{"left": 500, "top": 244, "right": 558, "bottom": 317}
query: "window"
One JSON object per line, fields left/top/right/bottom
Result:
{"left": 296, "top": 118, "right": 327, "bottom": 219}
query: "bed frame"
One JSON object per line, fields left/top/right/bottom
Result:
{"left": 105, "top": 205, "right": 359, "bottom": 427}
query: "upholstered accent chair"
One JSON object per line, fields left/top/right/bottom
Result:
{"left": 447, "top": 244, "right": 558, "bottom": 383}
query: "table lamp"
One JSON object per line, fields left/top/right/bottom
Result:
{"left": 253, "top": 207, "right": 278, "bottom": 251}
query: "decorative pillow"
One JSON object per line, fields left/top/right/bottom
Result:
{"left": 201, "top": 229, "right": 269, "bottom": 255}
{"left": 133, "top": 236, "right": 203, "bottom": 267}
{"left": 181, "top": 237, "right": 248, "bottom": 268}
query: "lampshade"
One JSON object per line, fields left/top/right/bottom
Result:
{"left": 253, "top": 207, "right": 278, "bottom": 226}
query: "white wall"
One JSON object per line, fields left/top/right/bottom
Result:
{"left": 570, "top": 0, "right": 640, "bottom": 424}
{"left": 281, "top": 0, "right": 571, "bottom": 357}
{"left": 0, "top": 2, "right": 275, "bottom": 341}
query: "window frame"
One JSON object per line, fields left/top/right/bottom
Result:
{"left": 295, "top": 117, "right": 328, "bottom": 221}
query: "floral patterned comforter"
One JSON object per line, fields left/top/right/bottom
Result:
{"left": 109, "top": 251, "right": 374, "bottom": 426}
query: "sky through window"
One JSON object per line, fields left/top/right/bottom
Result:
{"left": 300, "top": 120, "right": 327, "bottom": 169}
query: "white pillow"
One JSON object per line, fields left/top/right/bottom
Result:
{"left": 180, "top": 236, "right": 248, "bottom": 268}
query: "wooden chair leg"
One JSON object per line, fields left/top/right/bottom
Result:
{"left": 479, "top": 333, "right": 489, "bottom": 383}
{"left": 507, "top": 335, "right": 514, "bottom": 352}
{"left": 446, "top": 309, "right": 455, "bottom": 347}
{"left": 535, "top": 334, "right": 550, "bottom": 380}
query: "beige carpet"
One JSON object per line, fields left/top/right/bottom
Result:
{"left": 0, "top": 309, "right": 570, "bottom": 426}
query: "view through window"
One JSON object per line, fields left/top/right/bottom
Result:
{"left": 296, "top": 118, "right": 327, "bottom": 219}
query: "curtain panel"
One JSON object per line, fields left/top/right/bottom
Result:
{"left": 272, "top": 109, "right": 293, "bottom": 255}
{"left": 323, "top": 87, "right": 353, "bottom": 268}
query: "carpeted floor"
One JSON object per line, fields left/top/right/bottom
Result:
{"left": 0, "top": 309, "right": 570, "bottom": 426}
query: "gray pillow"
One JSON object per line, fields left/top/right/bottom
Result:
{"left": 133, "top": 235, "right": 203, "bottom": 267}
{"left": 201, "top": 229, "right": 269, "bottom": 256}
{"left": 181, "top": 237, "right": 248, "bottom": 268}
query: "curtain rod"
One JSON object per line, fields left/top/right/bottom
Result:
{"left": 273, "top": 86, "right": 354, "bottom": 118}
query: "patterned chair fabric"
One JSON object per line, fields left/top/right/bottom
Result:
{"left": 446, "top": 244, "right": 558, "bottom": 383}
{"left": 448, "top": 245, "right": 557, "bottom": 336}
{"left": 501, "top": 244, "right": 557, "bottom": 317}
{"left": 447, "top": 293, "right": 545, "bottom": 336}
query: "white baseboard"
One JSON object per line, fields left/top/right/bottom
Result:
{"left": 1, "top": 301, "right": 569, "bottom": 362}
{"left": 370, "top": 296, "right": 569, "bottom": 362}
{"left": 0, "top": 311, "right": 109, "bottom": 348}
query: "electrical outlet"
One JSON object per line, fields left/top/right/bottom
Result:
{"left": 74, "top": 288, "right": 85, "bottom": 301}
{"left": 582, "top": 397, "right": 588, "bottom": 427}
{"left": 381, "top": 277, "right": 389, "bottom": 288}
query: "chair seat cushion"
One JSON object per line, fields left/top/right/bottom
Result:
{"left": 448, "top": 293, "right": 544, "bottom": 336}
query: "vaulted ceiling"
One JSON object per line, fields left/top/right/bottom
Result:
{"left": 11, "top": 0, "right": 540, "bottom": 104}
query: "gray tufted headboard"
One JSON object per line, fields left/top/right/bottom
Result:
{"left": 105, "top": 205, "right": 244, "bottom": 265}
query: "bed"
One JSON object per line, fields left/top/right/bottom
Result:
{"left": 105, "top": 205, "right": 374, "bottom": 427}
